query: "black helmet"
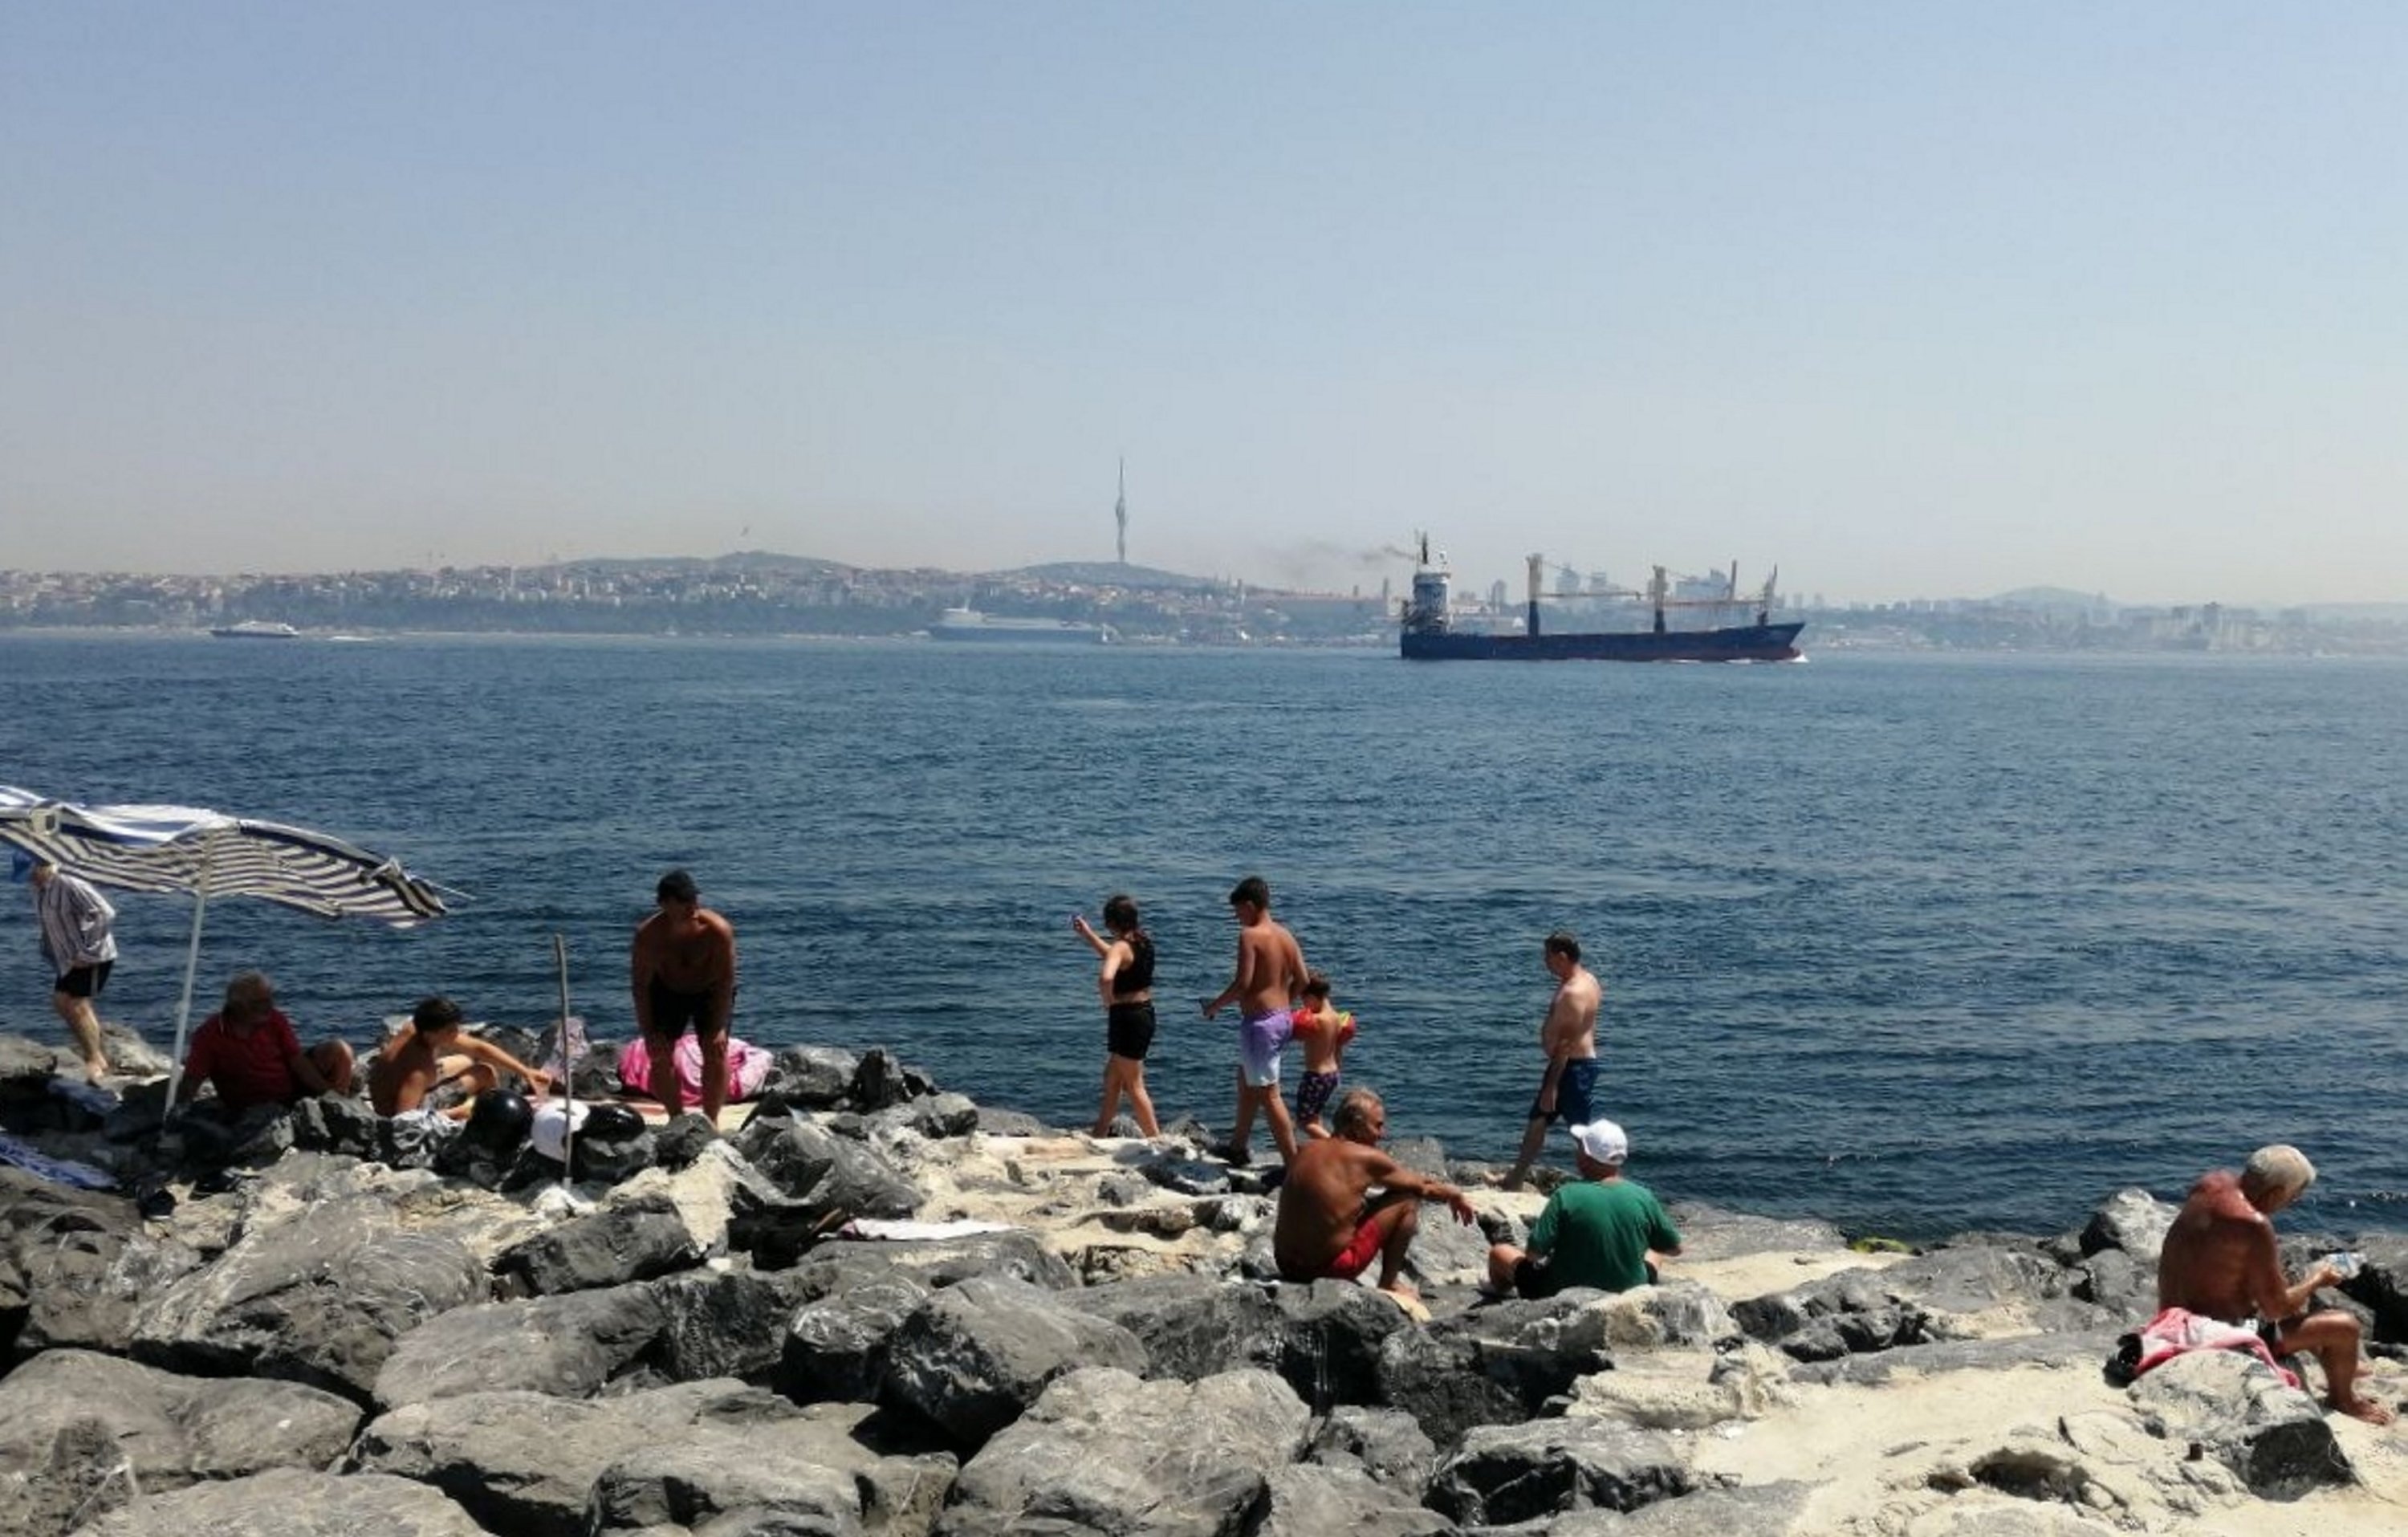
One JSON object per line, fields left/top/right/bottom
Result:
{"left": 581, "top": 1102, "right": 646, "bottom": 1143}
{"left": 466, "top": 1089, "right": 535, "bottom": 1155}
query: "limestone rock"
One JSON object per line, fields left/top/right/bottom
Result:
{"left": 78, "top": 1468, "right": 486, "bottom": 1536}
{"left": 374, "top": 1283, "right": 669, "bottom": 1409}
{"left": 938, "top": 1367, "right": 1310, "bottom": 1537}
{"left": 0, "top": 1350, "right": 360, "bottom": 1537}
{"left": 2076, "top": 1188, "right": 2176, "bottom": 1264}
{"left": 2129, "top": 1348, "right": 2353, "bottom": 1498}
{"left": 1256, "top": 1462, "right": 1458, "bottom": 1536}
{"left": 882, "top": 1275, "right": 1148, "bottom": 1447}
{"left": 130, "top": 1188, "right": 486, "bottom": 1401}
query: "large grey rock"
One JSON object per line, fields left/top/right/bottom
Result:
{"left": 1256, "top": 1462, "right": 1458, "bottom": 1536}
{"left": 783, "top": 1273, "right": 934, "bottom": 1402}
{"left": 649, "top": 1267, "right": 818, "bottom": 1384}
{"left": 1665, "top": 1204, "right": 1849, "bottom": 1261}
{"left": 899, "top": 1092, "right": 979, "bottom": 1141}
{"left": 2077, "top": 1188, "right": 2176, "bottom": 1263}
{"left": 0, "top": 1350, "right": 360, "bottom": 1537}
{"left": 358, "top": 1380, "right": 954, "bottom": 1537}
{"left": 78, "top": 1468, "right": 486, "bottom": 1536}
{"left": 1789, "top": 1329, "right": 2123, "bottom": 1388}
{"left": 2341, "top": 1234, "right": 2408, "bottom": 1343}
{"left": 1373, "top": 1296, "right": 1612, "bottom": 1448}
{"left": 787, "top": 1230, "right": 1078, "bottom": 1296}
{"left": 1060, "top": 1271, "right": 1283, "bottom": 1381}
{"left": 938, "top": 1367, "right": 1311, "bottom": 1537}
{"left": 883, "top": 1275, "right": 1147, "bottom": 1447}
{"left": 850, "top": 1048, "right": 931, "bottom": 1111}
{"left": 2129, "top": 1348, "right": 2354, "bottom": 1498}
{"left": 735, "top": 1115, "right": 924, "bottom": 1222}
{"left": 1270, "top": 1279, "right": 1410, "bottom": 1409}
{"left": 287, "top": 1092, "right": 384, "bottom": 1160}
{"left": 130, "top": 1189, "right": 486, "bottom": 1401}
{"left": 1305, "top": 1405, "right": 1441, "bottom": 1491}
{"left": 587, "top": 1437, "right": 865, "bottom": 1535}
{"left": 0, "top": 1169, "right": 204, "bottom": 1355}
{"left": 374, "top": 1283, "right": 669, "bottom": 1408}
{"left": 1426, "top": 1418, "right": 1695, "bottom": 1526}
{"left": 762, "top": 1046, "right": 862, "bottom": 1110}
{"left": 494, "top": 1192, "right": 702, "bottom": 1295}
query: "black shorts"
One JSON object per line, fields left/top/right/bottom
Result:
{"left": 1512, "top": 1254, "right": 1656, "bottom": 1299}
{"left": 55, "top": 961, "right": 112, "bottom": 1000}
{"left": 1107, "top": 1001, "right": 1156, "bottom": 1062}
{"left": 648, "top": 978, "right": 727, "bottom": 1038}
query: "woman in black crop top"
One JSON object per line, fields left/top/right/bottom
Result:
{"left": 1071, "top": 892, "right": 1161, "bottom": 1137}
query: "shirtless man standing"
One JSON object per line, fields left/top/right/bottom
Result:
{"left": 1273, "top": 1087, "right": 1475, "bottom": 1299}
{"left": 2158, "top": 1145, "right": 2393, "bottom": 1425}
{"left": 1202, "top": 875, "right": 1309, "bottom": 1165}
{"left": 1504, "top": 929, "right": 1602, "bottom": 1191}
{"left": 630, "top": 869, "right": 738, "bottom": 1124}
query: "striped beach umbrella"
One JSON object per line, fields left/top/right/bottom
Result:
{"left": 0, "top": 784, "right": 449, "bottom": 1084}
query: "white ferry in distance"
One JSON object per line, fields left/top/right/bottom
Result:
{"left": 208, "top": 620, "right": 302, "bottom": 640}
{"left": 928, "top": 606, "right": 1113, "bottom": 645}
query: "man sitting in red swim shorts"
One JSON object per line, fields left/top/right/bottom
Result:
{"left": 1272, "top": 1086, "right": 1477, "bottom": 1300}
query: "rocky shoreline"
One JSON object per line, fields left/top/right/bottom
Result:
{"left": 4, "top": 1026, "right": 2406, "bottom": 1536}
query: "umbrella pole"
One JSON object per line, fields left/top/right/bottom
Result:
{"left": 553, "top": 933, "right": 574, "bottom": 1184}
{"left": 166, "top": 836, "right": 217, "bottom": 1110}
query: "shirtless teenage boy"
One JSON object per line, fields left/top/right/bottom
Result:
{"left": 1504, "top": 929, "right": 1602, "bottom": 1191}
{"left": 630, "top": 869, "right": 739, "bottom": 1124}
{"left": 369, "top": 995, "right": 551, "bottom": 1119}
{"left": 1202, "top": 874, "right": 1309, "bottom": 1165}
{"left": 1273, "top": 1088, "right": 1475, "bottom": 1299}
{"left": 2158, "top": 1145, "right": 2393, "bottom": 1425}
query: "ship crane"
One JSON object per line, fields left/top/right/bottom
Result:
{"left": 1519, "top": 555, "right": 1781, "bottom": 636}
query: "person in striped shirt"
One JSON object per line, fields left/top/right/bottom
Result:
{"left": 28, "top": 860, "right": 116, "bottom": 1082}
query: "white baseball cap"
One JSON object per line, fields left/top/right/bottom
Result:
{"left": 1569, "top": 1120, "right": 1629, "bottom": 1166}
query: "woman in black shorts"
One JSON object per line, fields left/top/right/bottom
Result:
{"left": 1071, "top": 893, "right": 1161, "bottom": 1137}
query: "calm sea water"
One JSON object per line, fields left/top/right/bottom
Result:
{"left": 3, "top": 632, "right": 2403, "bottom": 1239}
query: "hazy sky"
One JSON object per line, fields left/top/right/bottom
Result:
{"left": 5, "top": 5, "right": 2404, "bottom": 604}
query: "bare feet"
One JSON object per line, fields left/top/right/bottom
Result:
{"left": 83, "top": 1059, "right": 112, "bottom": 1084}
{"left": 2334, "top": 1393, "right": 2395, "bottom": 1426}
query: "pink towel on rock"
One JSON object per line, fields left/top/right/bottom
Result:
{"left": 617, "top": 1035, "right": 773, "bottom": 1104}
{"left": 2129, "top": 1305, "right": 2301, "bottom": 1389}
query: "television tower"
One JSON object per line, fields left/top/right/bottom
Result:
{"left": 1115, "top": 457, "right": 1129, "bottom": 565}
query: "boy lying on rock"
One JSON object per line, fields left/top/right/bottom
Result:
{"left": 2154, "top": 1143, "right": 2394, "bottom": 1425}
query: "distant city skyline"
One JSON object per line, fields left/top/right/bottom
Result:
{"left": 6, "top": 6, "right": 2406, "bottom": 605}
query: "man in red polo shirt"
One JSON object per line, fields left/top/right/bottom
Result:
{"left": 177, "top": 970, "right": 354, "bottom": 1112}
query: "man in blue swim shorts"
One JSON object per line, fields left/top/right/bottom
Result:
{"left": 1505, "top": 929, "right": 1605, "bottom": 1191}
{"left": 1202, "top": 874, "right": 1310, "bottom": 1166}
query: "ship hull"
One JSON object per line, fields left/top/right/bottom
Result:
{"left": 1401, "top": 621, "right": 1803, "bottom": 662}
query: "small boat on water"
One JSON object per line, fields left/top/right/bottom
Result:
{"left": 208, "top": 620, "right": 302, "bottom": 640}
{"left": 929, "top": 606, "right": 1114, "bottom": 645}
{"left": 1400, "top": 536, "right": 1804, "bottom": 662}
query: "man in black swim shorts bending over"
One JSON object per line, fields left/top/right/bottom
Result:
{"left": 631, "top": 868, "right": 738, "bottom": 1124}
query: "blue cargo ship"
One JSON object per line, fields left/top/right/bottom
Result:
{"left": 1399, "top": 538, "right": 1803, "bottom": 662}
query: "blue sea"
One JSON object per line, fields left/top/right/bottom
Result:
{"left": 4, "top": 632, "right": 2404, "bottom": 1241}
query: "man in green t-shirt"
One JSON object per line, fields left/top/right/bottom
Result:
{"left": 1485, "top": 1118, "right": 1682, "bottom": 1298}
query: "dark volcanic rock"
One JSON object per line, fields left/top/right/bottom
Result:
{"left": 1373, "top": 1308, "right": 1609, "bottom": 1449}
{"left": 585, "top": 1439, "right": 864, "bottom": 1535}
{"left": 736, "top": 1114, "right": 924, "bottom": 1221}
{"left": 287, "top": 1092, "right": 384, "bottom": 1159}
{"left": 852, "top": 1047, "right": 931, "bottom": 1110}
{"left": 783, "top": 1272, "right": 933, "bottom": 1402}
{"left": 1426, "top": 1418, "right": 1695, "bottom": 1526}
{"left": 882, "top": 1275, "right": 1148, "bottom": 1447}
{"left": 1060, "top": 1271, "right": 1283, "bottom": 1381}
{"left": 494, "top": 1192, "right": 702, "bottom": 1295}
{"left": 374, "top": 1283, "right": 669, "bottom": 1409}
{"left": 79, "top": 1468, "right": 486, "bottom": 1536}
{"left": 788, "top": 1229, "right": 1077, "bottom": 1295}
{"left": 0, "top": 1349, "right": 361, "bottom": 1537}
{"left": 900, "top": 1091, "right": 980, "bottom": 1140}
{"left": 2077, "top": 1187, "right": 2177, "bottom": 1263}
{"left": 130, "top": 1188, "right": 486, "bottom": 1402}
{"left": 938, "top": 1366, "right": 1310, "bottom": 1537}
{"left": 1270, "top": 1279, "right": 1411, "bottom": 1410}
{"left": 1306, "top": 1405, "right": 1441, "bottom": 1491}
{"left": 646, "top": 1267, "right": 817, "bottom": 1384}
{"left": 2129, "top": 1348, "right": 2354, "bottom": 1498}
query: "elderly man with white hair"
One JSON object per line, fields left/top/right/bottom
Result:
{"left": 2157, "top": 1144, "right": 2394, "bottom": 1425}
